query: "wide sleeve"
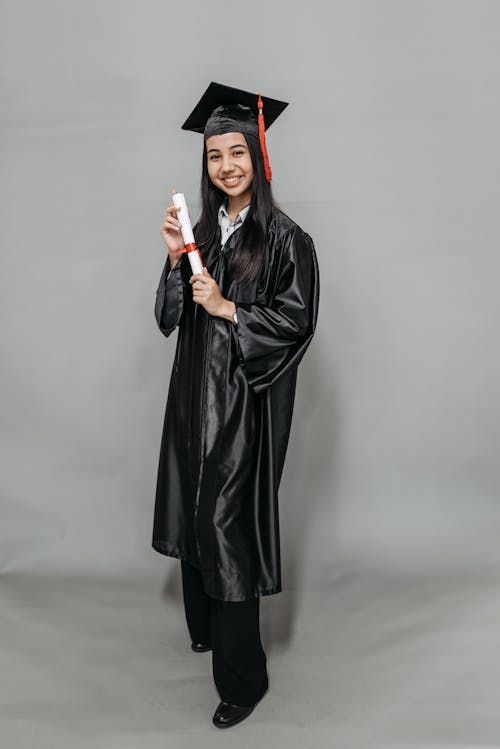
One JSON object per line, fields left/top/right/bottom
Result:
{"left": 233, "top": 227, "right": 320, "bottom": 394}
{"left": 154, "top": 253, "right": 189, "bottom": 337}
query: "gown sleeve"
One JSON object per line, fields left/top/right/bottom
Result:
{"left": 154, "top": 253, "right": 190, "bottom": 337}
{"left": 233, "top": 226, "right": 320, "bottom": 394}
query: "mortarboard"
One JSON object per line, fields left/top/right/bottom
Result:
{"left": 181, "top": 82, "right": 289, "bottom": 182}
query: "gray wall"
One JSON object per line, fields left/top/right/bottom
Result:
{"left": 1, "top": 0, "right": 499, "bottom": 582}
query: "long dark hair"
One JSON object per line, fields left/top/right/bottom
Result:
{"left": 193, "top": 132, "right": 276, "bottom": 286}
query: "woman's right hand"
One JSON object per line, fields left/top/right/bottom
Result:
{"left": 160, "top": 191, "right": 185, "bottom": 266}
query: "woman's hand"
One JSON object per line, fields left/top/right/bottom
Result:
{"left": 160, "top": 190, "right": 185, "bottom": 267}
{"left": 190, "top": 269, "right": 236, "bottom": 320}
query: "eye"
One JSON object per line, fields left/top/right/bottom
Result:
{"left": 232, "top": 150, "right": 244, "bottom": 157}
{"left": 209, "top": 154, "right": 220, "bottom": 161}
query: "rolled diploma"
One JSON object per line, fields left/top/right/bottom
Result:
{"left": 172, "top": 193, "right": 204, "bottom": 275}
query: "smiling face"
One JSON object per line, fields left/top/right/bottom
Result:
{"left": 205, "top": 132, "right": 254, "bottom": 209}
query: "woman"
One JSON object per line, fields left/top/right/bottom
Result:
{"left": 152, "top": 83, "right": 319, "bottom": 728}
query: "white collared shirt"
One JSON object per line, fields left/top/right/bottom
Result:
{"left": 218, "top": 202, "right": 250, "bottom": 250}
{"left": 167, "top": 202, "right": 250, "bottom": 280}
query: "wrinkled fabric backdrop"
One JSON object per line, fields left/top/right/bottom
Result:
{"left": 1, "top": 1, "right": 500, "bottom": 746}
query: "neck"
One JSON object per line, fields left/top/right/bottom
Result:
{"left": 227, "top": 196, "right": 250, "bottom": 222}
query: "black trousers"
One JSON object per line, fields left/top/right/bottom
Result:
{"left": 180, "top": 560, "right": 269, "bottom": 707}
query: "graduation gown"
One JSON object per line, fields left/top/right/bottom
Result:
{"left": 152, "top": 207, "right": 319, "bottom": 601}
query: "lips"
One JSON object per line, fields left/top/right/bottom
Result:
{"left": 222, "top": 176, "right": 243, "bottom": 187}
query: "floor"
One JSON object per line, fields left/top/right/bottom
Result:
{"left": 1, "top": 563, "right": 499, "bottom": 748}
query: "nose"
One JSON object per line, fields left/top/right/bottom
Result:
{"left": 220, "top": 153, "right": 235, "bottom": 173}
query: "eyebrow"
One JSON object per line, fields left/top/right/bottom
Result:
{"left": 206, "top": 144, "right": 248, "bottom": 154}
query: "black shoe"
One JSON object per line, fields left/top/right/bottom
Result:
{"left": 212, "top": 700, "right": 255, "bottom": 728}
{"left": 191, "top": 642, "right": 211, "bottom": 653}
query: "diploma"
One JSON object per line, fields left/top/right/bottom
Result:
{"left": 172, "top": 193, "right": 204, "bottom": 275}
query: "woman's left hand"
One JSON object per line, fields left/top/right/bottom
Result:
{"left": 190, "top": 268, "right": 228, "bottom": 317}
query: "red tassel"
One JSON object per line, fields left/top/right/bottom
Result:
{"left": 257, "top": 94, "right": 272, "bottom": 182}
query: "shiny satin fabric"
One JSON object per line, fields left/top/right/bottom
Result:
{"left": 152, "top": 207, "right": 320, "bottom": 601}
{"left": 203, "top": 104, "right": 258, "bottom": 140}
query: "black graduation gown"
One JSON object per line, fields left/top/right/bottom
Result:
{"left": 152, "top": 207, "right": 319, "bottom": 601}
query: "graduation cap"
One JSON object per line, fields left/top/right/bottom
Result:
{"left": 181, "top": 82, "right": 289, "bottom": 183}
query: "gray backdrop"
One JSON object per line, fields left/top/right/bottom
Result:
{"left": 2, "top": 0, "right": 499, "bottom": 580}
{"left": 2, "top": 1, "right": 500, "bottom": 746}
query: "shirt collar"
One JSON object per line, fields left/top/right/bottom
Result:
{"left": 218, "top": 202, "right": 251, "bottom": 226}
